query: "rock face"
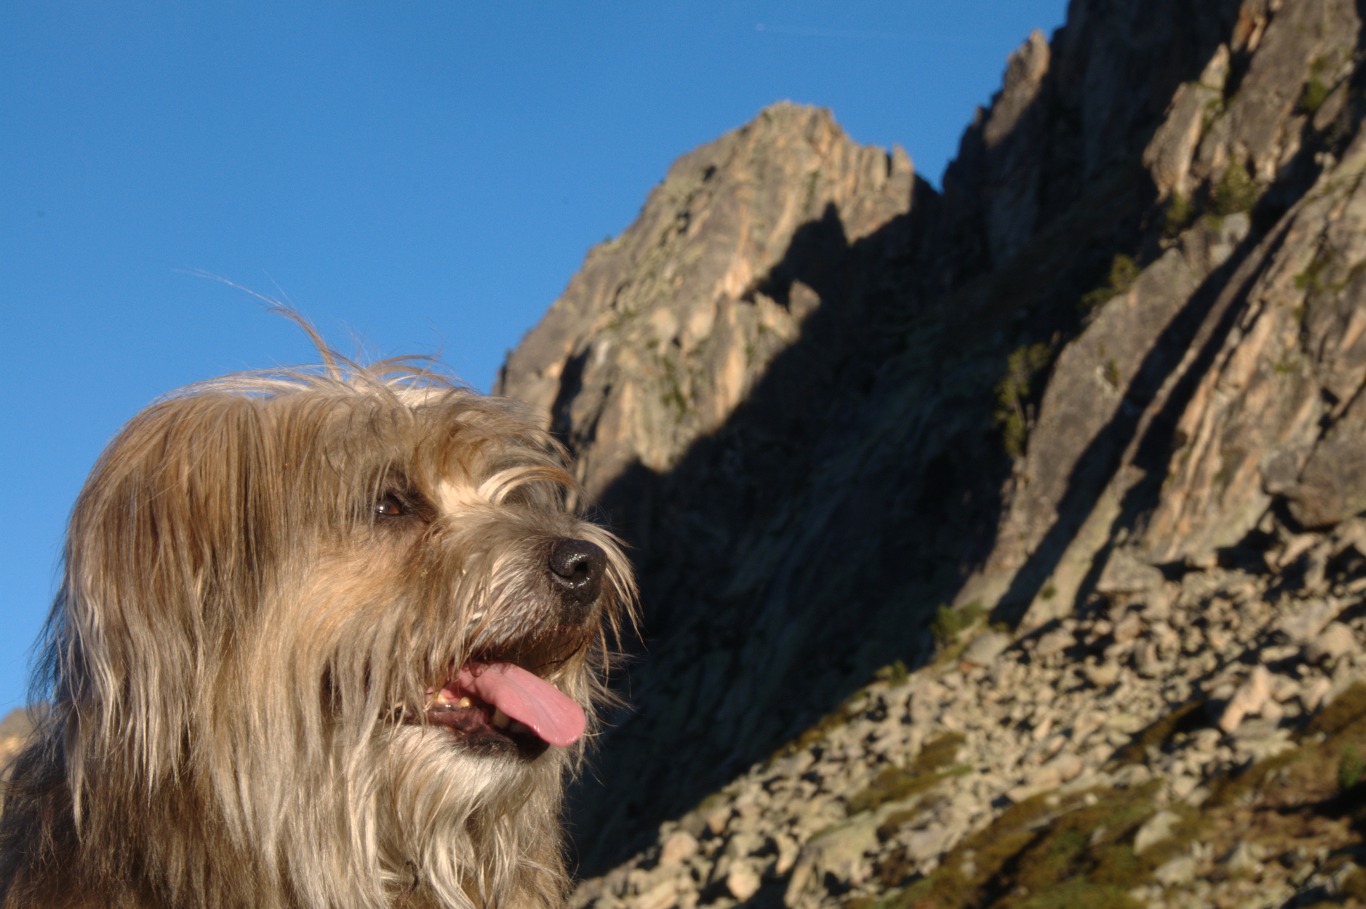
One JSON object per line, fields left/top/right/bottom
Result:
{"left": 495, "top": 0, "right": 1366, "bottom": 902}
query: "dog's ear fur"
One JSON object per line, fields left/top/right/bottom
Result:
{"left": 53, "top": 395, "right": 280, "bottom": 788}
{"left": 51, "top": 378, "right": 425, "bottom": 787}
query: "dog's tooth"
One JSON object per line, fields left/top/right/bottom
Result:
{"left": 491, "top": 709, "right": 511, "bottom": 729}
{"left": 457, "top": 697, "right": 472, "bottom": 709}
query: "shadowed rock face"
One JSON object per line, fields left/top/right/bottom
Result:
{"left": 497, "top": 0, "right": 1366, "bottom": 884}
{"left": 499, "top": 105, "right": 955, "bottom": 867}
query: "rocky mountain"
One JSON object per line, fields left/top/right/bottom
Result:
{"left": 494, "top": 0, "right": 1366, "bottom": 905}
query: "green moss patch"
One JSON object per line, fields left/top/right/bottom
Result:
{"left": 1210, "top": 158, "right": 1259, "bottom": 216}
{"left": 1298, "top": 58, "right": 1332, "bottom": 116}
{"left": 1109, "top": 699, "right": 1208, "bottom": 767}
{"left": 993, "top": 344, "right": 1054, "bottom": 459}
{"left": 868, "top": 782, "right": 1177, "bottom": 909}
{"left": 847, "top": 732, "right": 969, "bottom": 817}
{"left": 1079, "top": 253, "right": 1141, "bottom": 312}
{"left": 931, "top": 600, "right": 987, "bottom": 652}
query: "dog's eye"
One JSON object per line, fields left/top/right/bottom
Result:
{"left": 375, "top": 493, "right": 407, "bottom": 518}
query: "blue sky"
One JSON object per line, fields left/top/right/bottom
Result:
{"left": 1, "top": 1, "right": 1068, "bottom": 711}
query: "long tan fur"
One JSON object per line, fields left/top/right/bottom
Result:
{"left": 0, "top": 347, "right": 635, "bottom": 909}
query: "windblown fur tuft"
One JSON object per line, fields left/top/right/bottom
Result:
{"left": 0, "top": 348, "right": 635, "bottom": 909}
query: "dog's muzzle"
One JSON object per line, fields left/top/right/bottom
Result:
{"left": 412, "top": 536, "right": 611, "bottom": 758}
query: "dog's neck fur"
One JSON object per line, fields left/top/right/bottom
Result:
{"left": 0, "top": 716, "right": 570, "bottom": 908}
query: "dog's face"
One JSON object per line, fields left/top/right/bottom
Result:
{"left": 47, "top": 364, "right": 634, "bottom": 906}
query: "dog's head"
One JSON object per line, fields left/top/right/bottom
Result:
{"left": 42, "top": 354, "right": 635, "bottom": 906}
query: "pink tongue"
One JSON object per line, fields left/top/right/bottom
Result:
{"left": 456, "top": 662, "right": 586, "bottom": 748}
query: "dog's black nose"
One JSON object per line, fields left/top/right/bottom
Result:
{"left": 548, "top": 538, "right": 606, "bottom": 619}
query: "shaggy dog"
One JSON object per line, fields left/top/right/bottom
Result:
{"left": 0, "top": 338, "right": 634, "bottom": 908}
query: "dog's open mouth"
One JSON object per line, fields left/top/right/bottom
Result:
{"left": 417, "top": 661, "right": 585, "bottom": 757}
{"left": 392, "top": 623, "right": 595, "bottom": 758}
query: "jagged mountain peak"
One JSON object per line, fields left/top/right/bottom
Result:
{"left": 498, "top": 101, "right": 919, "bottom": 503}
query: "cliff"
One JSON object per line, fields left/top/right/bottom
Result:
{"left": 495, "top": 1, "right": 1366, "bottom": 905}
